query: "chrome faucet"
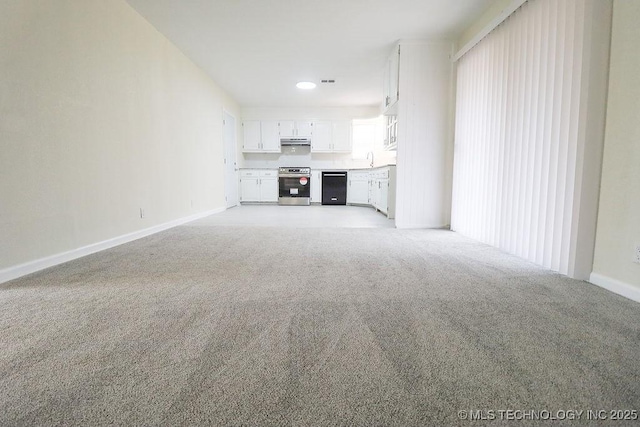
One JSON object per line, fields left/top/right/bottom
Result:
{"left": 366, "top": 151, "right": 374, "bottom": 168}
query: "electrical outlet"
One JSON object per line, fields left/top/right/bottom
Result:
{"left": 634, "top": 245, "right": 640, "bottom": 264}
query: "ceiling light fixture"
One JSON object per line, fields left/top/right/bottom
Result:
{"left": 296, "top": 81, "right": 316, "bottom": 90}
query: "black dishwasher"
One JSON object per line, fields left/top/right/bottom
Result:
{"left": 322, "top": 171, "right": 348, "bottom": 205}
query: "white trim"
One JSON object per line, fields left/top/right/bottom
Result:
{"left": 589, "top": 272, "right": 640, "bottom": 303}
{"left": 0, "top": 207, "right": 226, "bottom": 285}
{"left": 452, "top": 0, "right": 528, "bottom": 62}
{"left": 222, "top": 108, "right": 239, "bottom": 208}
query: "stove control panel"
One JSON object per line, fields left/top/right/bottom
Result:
{"left": 279, "top": 167, "right": 311, "bottom": 174}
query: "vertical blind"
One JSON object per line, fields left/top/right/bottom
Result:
{"left": 451, "top": 0, "right": 608, "bottom": 278}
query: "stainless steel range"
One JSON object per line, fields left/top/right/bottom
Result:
{"left": 278, "top": 167, "right": 311, "bottom": 206}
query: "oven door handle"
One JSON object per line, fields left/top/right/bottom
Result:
{"left": 323, "top": 173, "right": 347, "bottom": 177}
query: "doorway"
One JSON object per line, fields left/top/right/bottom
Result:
{"left": 223, "top": 109, "right": 239, "bottom": 208}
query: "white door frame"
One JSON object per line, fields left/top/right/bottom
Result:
{"left": 222, "top": 109, "right": 239, "bottom": 208}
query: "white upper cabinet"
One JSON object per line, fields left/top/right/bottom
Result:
{"left": 279, "top": 120, "right": 313, "bottom": 138}
{"left": 261, "top": 121, "right": 281, "bottom": 152}
{"left": 311, "top": 120, "right": 352, "bottom": 153}
{"left": 242, "top": 120, "right": 280, "bottom": 153}
{"left": 311, "top": 121, "right": 332, "bottom": 152}
{"left": 332, "top": 121, "right": 352, "bottom": 152}
{"left": 384, "top": 115, "right": 398, "bottom": 151}
{"left": 243, "top": 119, "right": 352, "bottom": 154}
{"left": 278, "top": 120, "right": 295, "bottom": 137}
{"left": 295, "top": 121, "right": 314, "bottom": 137}
{"left": 383, "top": 44, "right": 400, "bottom": 114}
{"left": 242, "top": 121, "right": 261, "bottom": 152}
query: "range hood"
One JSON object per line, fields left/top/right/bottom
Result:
{"left": 280, "top": 137, "right": 311, "bottom": 146}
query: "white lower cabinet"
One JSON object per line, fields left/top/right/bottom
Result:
{"left": 239, "top": 167, "right": 395, "bottom": 215}
{"left": 347, "top": 171, "right": 370, "bottom": 205}
{"left": 260, "top": 175, "right": 278, "bottom": 202}
{"left": 369, "top": 166, "right": 396, "bottom": 219}
{"left": 378, "top": 179, "right": 389, "bottom": 214}
{"left": 240, "top": 175, "right": 261, "bottom": 201}
{"left": 310, "top": 170, "right": 322, "bottom": 203}
{"left": 240, "top": 169, "right": 278, "bottom": 203}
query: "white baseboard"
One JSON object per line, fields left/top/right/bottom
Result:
{"left": 0, "top": 207, "right": 226, "bottom": 285}
{"left": 589, "top": 272, "right": 640, "bottom": 303}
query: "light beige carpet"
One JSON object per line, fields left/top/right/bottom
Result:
{"left": 1, "top": 225, "right": 639, "bottom": 426}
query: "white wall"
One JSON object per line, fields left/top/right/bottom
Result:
{"left": 0, "top": 0, "right": 240, "bottom": 274}
{"left": 394, "top": 41, "right": 455, "bottom": 229}
{"left": 457, "top": 0, "right": 512, "bottom": 49}
{"left": 591, "top": 0, "right": 640, "bottom": 298}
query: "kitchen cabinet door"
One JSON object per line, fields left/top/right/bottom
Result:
{"left": 260, "top": 176, "right": 278, "bottom": 202}
{"left": 296, "top": 121, "right": 314, "bottom": 138}
{"left": 348, "top": 178, "right": 369, "bottom": 205}
{"left": 278, "top": 121, "right": 296, "bottom": 137}
{"left": 242, "top": 121, "right": 261, "bottom": 152}
{"left": 369, "top": 179, "right": 375, "bottom": 208}
{"left": 311, "top": 121, "right": 332, "bottom": 152}
{"left": 240, "top": 170, "right": 278, "bottom": 203}
{"left": 240, "top": 176, "right": 260, "bottom": 202}
{"left": 383, "top": 45, "right": 400, "bottom": 112}
{"left": 370, "top": 169, "right": 387, "bottom": 212}
{"left": 384, "top": 115, "right": 398, "bottom": 151}
{"left": 310, "top": 170, "right": 322, "bottom": 203}
{"left": 378, "top": 179, "right": 389, "bottom": 214}
{"left": 388, "top": 45, "right": 400, "bottom": 107}
{"left": 279, "top": 120, "right": 313, "bottom": 138}
{"left": 332, "top": 121, "right": 352, "bottom": 152}
{"left": 261, "top": 121, "right": 281, "bottom": 152}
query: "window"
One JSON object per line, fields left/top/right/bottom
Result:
{"left": 451, "top": 0, "right": 610, "bottom": 279}
{"left": 351, "top": 116, "right": 384, "bottom": 159}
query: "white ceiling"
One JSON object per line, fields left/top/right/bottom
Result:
{"left": 125, "top": 0, "right": 493, "bottom": 108}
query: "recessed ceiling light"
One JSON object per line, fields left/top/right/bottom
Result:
{"left": 296, "top": 81, "right": 316, "bottom": 90}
